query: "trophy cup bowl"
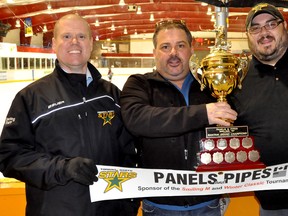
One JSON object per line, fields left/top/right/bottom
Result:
{"left": 189, "top": 49, "right": 247, "bottom": 102}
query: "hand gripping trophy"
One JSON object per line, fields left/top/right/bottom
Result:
{"left": 190, "top": 6, "right": 265, "bottom": 171}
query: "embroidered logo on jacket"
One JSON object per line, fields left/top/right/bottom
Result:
{"left": 5, "top": 117, "right": 15, "bottom": 125}
{"left": 97, "top": 110, "right": 115, "bottom": 126}
{"left": 47, "top": 100, "right": 65, "bottom": 109}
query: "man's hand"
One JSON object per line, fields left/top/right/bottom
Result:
{"left": 65, "top": 157, "right": 98, "bottom": 185}
{"left": 206, "top": 102, "right": 237, "bottom": 126}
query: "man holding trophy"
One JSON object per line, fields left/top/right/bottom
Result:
{"left": 230, "top": 3, "right": 288, "bottom": 216}
{"left": 189, "top": 2, "right": 288, "bottom": 215}
{"left": 120, "top": 20, "right": 237, "bottom": 215}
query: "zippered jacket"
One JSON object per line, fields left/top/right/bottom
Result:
{"left": 120, "top": 71, "right": 220, "bottom": 206}
{"left": 0, "top": 60, "right": 139, "bottom": 216}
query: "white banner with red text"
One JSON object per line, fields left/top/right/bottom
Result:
{"left": 89, "top": 163, "right": 288, "bottom": 202}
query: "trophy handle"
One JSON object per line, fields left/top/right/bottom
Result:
{"left": 189, "top": 54, "right": 205, "bottom": 91}
{"left": 237, "top": 52, "right": 249, "bottom": 89}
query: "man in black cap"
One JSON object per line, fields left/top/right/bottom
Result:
{"left": 230, "top": 3, "right": 288, "bottom": 216}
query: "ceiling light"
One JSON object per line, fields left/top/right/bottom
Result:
{"left": 123, "top": 27, "right": 128, "bottom": 34}
{"left": 47, "top": 3, "right": 52, "bottom": 10}
{"left": 43, "top": 24, "right": 47, "bottom": 33}
{"left": 119, "top": 0, "right": 125, "bottom": 6}
{"left": 111, "top": 23, "right": 115, "bottom": 31}
{"left": 134, "top": 29, "right": 138, "bottom": 35}
{"left": 95, "top": 35, "right": 99, "bottom": 41}
{"left": 15, "top": 19, "right": 21, "bottom": 28}
{"left": 210, "top": 14, "right": 215, "bottom": 22}
{"left": 149, "top": 13, "right": 154, "bottom": 21}
{"left": 201, "top": 2, "right": 208, "bottom": 6}
{"left": 95, "top": 19, "right": 99, "bottom": 26}
{"left": 207, "top": 6, "right": 212, "bottom": 15}
{"left": 136, "top": 6, "right": 142, "bottom": 15}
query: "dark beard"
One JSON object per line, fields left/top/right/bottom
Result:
{"left": 248, "top": 33, "right": 288, "bottom": 63}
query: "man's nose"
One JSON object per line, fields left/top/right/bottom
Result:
{"left": 71, "top": 36, "right": 79, "bottom": 43}
{"left": 170, "top": 47, "right": 178, "bottom": 55}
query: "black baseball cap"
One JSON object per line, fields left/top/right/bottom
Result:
{"left": 246, "top": 3, "right": 284, "bottom": 30}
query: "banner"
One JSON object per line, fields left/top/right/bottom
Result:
{"left": 24, "top": 18, "right": 33, "bottom": 37}
{"left": 89, "top": 163, "right": 288, "bottom": 202}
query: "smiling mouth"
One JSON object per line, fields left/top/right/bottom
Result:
{"left": 259, "top": 36, "right": 274, "bottom": 45}
{"left": 69, "top": 50, "right": 81, "bottom": 54}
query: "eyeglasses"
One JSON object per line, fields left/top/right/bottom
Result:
{"left": 248, "top": 19, "right": 283, "bottom": 34}
{"left": 155, "top": 19, "right": 186, "bottom": 28}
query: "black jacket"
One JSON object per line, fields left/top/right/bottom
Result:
{"left": 0, "top": 60, "right": 139, "bottom": 216}
{"left": 230, "top": 49, "right": 288, "bottom": 210}
{"left": 120, "top": 71, "right": 220, "bottom": 206}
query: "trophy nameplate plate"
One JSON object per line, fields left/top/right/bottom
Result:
{"left": 203, "top": 139, "right": 215, "bottom": 151}
{"left": 206, "top": 126, "right": 249, "bottom": 138}
{"left": 200, "top": 152, "right": 212, "bottom": 165}
{"left": 230, "top": 138, "right": 240, "bottom": 149}
{"left": 242, "top": 137, "right": 253, "bottom": 149}
{"left": 213, "top": 152, "right": 224, "bottom": 164}
{"left": 217, "top": 138, "right": 227, "bottom": 150}
{"left": 225, "top": 151, "right": 235, "bottom": 163}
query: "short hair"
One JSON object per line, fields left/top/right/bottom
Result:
{"left": 53, "top": 14, "right": 92, "bottom": 38}
{"left": 152, "top": 20, "right": 193, "bottom": 48}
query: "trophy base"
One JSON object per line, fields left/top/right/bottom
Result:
{"left": 195, "top": 126, "right": 266, "bottom": 172}
{"left": 196, "top": 162, "right": 266, "bottom": 172}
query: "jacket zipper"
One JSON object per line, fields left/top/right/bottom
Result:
{"left": 77, "top": 97, "right": 87, "bottom": 148}
{"left": 184, "top": 149, "right": 188, "bottom": 160}
{"left": 78, "top": 113, "right": 85, "bottom": 147}
{"left": 82, "top": 96, "right": 93, "bottom": 158}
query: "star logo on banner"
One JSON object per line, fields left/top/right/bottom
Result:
{"left": 103, "top": 171, "right": 133, "bottom": 193}
{"left": 98, "top": 169, "right": 137, "bottom": 193}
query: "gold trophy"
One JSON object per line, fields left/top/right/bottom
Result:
{"left": 189, "top": 26, "right": 247, "bottom": 103}
{"left": 190, "top": 25, "right": 265, "bottom": 172}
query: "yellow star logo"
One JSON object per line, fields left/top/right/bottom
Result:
{"left": 103, "top": 174, "right": 130, "bottom": 193}
{"left": 98, "top": 110, "right": 115, "bottom": 126}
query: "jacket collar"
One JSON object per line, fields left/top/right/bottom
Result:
{"left": 54, "top": 59, "right": 102, "bottom": 82}
{"left": 253, "top": 47, "right": 288, "bottom": 72}
{"left": 146, "top": 70, "right": 168, "bottom": 82}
